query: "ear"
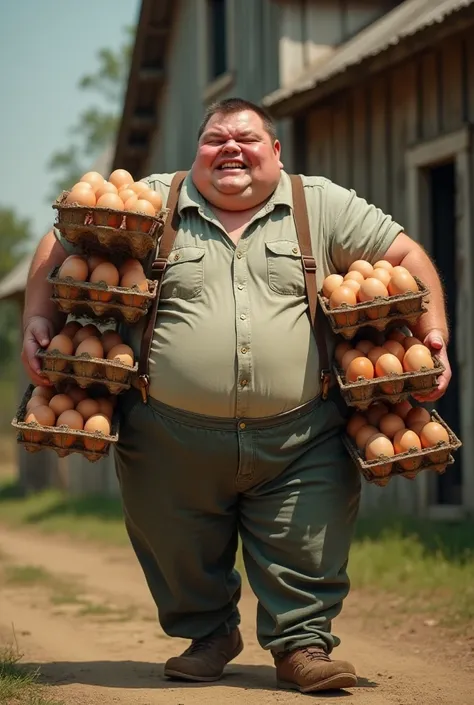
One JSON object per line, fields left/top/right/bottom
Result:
{"left": 273, "top": 139, "right": 283, "bottom": 169}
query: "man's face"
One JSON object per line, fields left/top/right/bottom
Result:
{"left": 191, "top": 110, "right": 283, "bottom": 211}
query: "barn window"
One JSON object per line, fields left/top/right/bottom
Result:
{"left": 207, "top": 0, "right": 228, "bottom": 80}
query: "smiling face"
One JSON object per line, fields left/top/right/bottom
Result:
{"left": 191, "top": 109, "right": 283, "bottom": 212}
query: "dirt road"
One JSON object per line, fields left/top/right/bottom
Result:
{"left": 0, "top": 525, "right": 472, "bottom": 705}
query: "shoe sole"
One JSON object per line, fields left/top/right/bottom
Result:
{"left": 164, "top": 637, "right": 244, "bottom": 683}
{"left": 277, "top": 673, "right": 358, "bottom": 693}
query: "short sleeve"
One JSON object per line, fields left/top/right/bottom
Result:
{"left": 326, "top": 182, "right": 404, "bottom": 273}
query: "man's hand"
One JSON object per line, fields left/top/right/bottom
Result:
{"left": 21, "top": 316, "right": 56, "bottom": 387}
{"left": 412, "top": 329, "right": 451, "bottom": 402}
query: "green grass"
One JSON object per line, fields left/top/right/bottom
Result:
{"left": 0, "top": 644, "right": 64, "bottom": 705}
{"left": 0, "top": 478, "right": 473, "bottom": 629}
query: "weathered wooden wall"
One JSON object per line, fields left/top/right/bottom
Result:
{"left": 302, "top": 28, "right": 474, "bottom": 515}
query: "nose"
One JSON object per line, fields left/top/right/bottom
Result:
{"left": 222, "top": 139, "right": 241, "bottom": 154}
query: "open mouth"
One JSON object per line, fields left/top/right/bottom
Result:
{"left": 217, "top": 162, "right": 247, "bottom": 170}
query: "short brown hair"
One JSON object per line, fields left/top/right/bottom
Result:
{"left": 198, "top": 98, "right": 277, "bottom": 142}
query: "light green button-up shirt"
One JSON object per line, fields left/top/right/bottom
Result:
{"left": 54, "top": 170, "right": 403, "bottom": 418}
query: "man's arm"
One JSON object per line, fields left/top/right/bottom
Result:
{"left": 382, "top": 232, "right": 451, "bottom": 401}
{"left": 21, "top": 230, "right": 69, "bottom": 385}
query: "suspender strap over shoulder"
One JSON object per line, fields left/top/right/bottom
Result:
{"left": 289, "top": 175, "right": 331, "bottom": 400}
{"left": 137, "top": 170, "right": 188, "bottom": 402}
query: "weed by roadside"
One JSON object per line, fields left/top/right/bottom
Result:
{"left": 0, "top": 643, "right": 64, "bottom": 705}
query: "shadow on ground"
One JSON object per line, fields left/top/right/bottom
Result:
{"left": 24, "top": 660, "right": 378, "bottom": 694}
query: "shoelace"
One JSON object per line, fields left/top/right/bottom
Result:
{"left": 184, "top": 638, "right": 215, "bottom": 655}
{"left": 302, "top": 647, "right": 331, "bottom": 662}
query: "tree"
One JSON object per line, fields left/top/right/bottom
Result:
{"left": 47, "top": 25, "right": 135, "bottom": 199}
{"left": 0, "top": 208, "right": 33, "bottom": 365}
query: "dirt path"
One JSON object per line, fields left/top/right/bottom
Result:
{"left": 0, "top": 525, "right": 472, "bottom": 705}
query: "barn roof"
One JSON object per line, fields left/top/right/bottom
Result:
{"left": 263, "top": 0, "right": 474, "bottom": 117}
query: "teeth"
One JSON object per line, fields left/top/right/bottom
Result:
{"left": 220, "top": 162, "right": 244, "bottom": 169}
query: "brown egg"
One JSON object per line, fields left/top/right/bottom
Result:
{"left": 118, "top": 258, "right": 144, "bottom": 278}
{"left": 403, "top": 336, "right": 423, "bottom": 351}
{"left": 371, "top": 268, "right": 391, "bottom": 287}
{"left": 348, "top": 260, "right": 374, "bottom": 279}
{"left": 344, "top": 270, "right": 365, "bottom": 285}
{"left": 375, "top": 353, "right": 404, "bottom": 394}
{"left": 24, "top": 405, "right": 56, "bottom": 442}
{"left": 76, "top": 337, "right": 104, "bottom": 359}
{"left": 109, "top": 169, "right": 133, "bottom": 189}
{"left": 76, "top": 398, "right": 101, "bottom": 421}
{"left": 66, "top": 385, "right": 88, "bottom": 405}
{"left": 84, "top": 413, "right": 112, "bottom": 452}
{"left": 341, "top": 349, "right": 363, "bottom": 371}
{"left": 355, "top": 425, "right": 380, "bottom": 450}
{"left": 334, "top": 341, "right": 353, "bottom": 367}
{"left": 355, "top": 340, "right": 374, "bottom": 355}
{"left": 130, "top": 181, "right": 149, "bottom": 196}
{"left": 96, "top": 397, "right": 114, "bottom": 420}
{"left": 95, "top": 182, "right": 119, "bottom": 199}
{"left": 373, "top": 260, "right": 393, "bottom": 272}
{"left": 366, "top": 403, "right": 390, "bottom": 427}
{"left": 80, "top": 171, "right": 105, "bottom": 191}
{"left": 329, "top": 286, "right": 358, "bottom": 327}
{"left": 358, "top": 278, "right": 390, "bottom": 319}
{"left": 346, "top": 357, "right": 375, "bottom": 383}
{"left": 117, "top": 188, "right": 136, "bottom": 204}
{"left": 72, "top": 324, "right": 101, "bottom": 349}
{"left": 120, "top": 269, "right": 149, "bottom": 305}
{"left": 89, "top": 262, "right": 120, "bottom": 302}
{"left": 367, "top": 346, "right": 387, "bottom": 366}
{"left": 94, "top": 193, "right": 125, "bottom": 228}
{"left": 140, "top": 188, "right": 163, "bottom": 212}
{"left": 343, "top": 279, "right": 361, "bottom": 296}
{"left": 379, "top": 413, "right": 406, "bottom": 439}
{"left": 383, "top": 340, "right": 405, "bottom": 363}
{"left": 106, "top": 344, "right": 134, "bottom": 366}
{"left": 71, "top": 181, "right": 93, "bottom": 191}
{"left": 387, "top": 328, "right": 406, "bottom": 344}
{"left": 55, "top": 409, "right": 84, "bottom": 447}
{"left": 101, "top": 331, "right": 123, "bottom": 355}
{"left": 391, "top": 400, "right": 413, "bottom": 420}
{"left": 31, "top": 385, "right": 56, "bottom": 400}
{"left": 420, "top": 422, "right": 449, "bottom": 448}
{"left": 346, "top": 413, "right": 368, "bottom": 439}
{"left": 27, "top": 396, "right": 50, "bottom": 413}
{"left": 58, "top": 255, "right": 89, "bottom": 281}
{"left": 47, "top": 334, "right": 74, "bottom": 356}
{"left": 365, "top": 434, "right": 395, "bottom": 475}
{"left": 65, "top": 186, "right": 97, "bottom": 207}
{"left": 403, "top": 346, "right": 434, "bottom": 372}
{"left": 322, "top": 274, "right": 344, "bottom": 299}
{"left": 405, "top": 407, "right": 431, "bottom": 429}
{"left": 123, "top": 195, "right": 139, "bottom": 210}
{"left": 87, "top": 254, "right": 108, "bottom": 273}
{"left": 126, "top": 199, "right": 156, "bottom": 232}
{"left": 388, "top": 270, "right": 418, "bottom": 296}
{"left": 49, "top": 394, "right": 75, "bottom": 417}
{"left": 60, "top": 321, "right": 82, "bottom": 338}
{"left": 410, "top": 421, "right": 428, "bottom": 437}
{"left": 393, "top": 428, "right": 422, "bottom": 455}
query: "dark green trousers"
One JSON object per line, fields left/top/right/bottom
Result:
{"left": 114, "top": 390, "right": 360, "bottom": 654}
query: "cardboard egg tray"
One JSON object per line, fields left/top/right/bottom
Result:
{"left": 333, "top": 356, "right": 444, "bottom": 409}
{"left": 36, "top": 349, "right": 137, "bottom": 395}
{"left": 12, "top": 385, "right": 119, "bottom": 463}
{"left": 318, "top": 277, "right": 430, "bottom": 340}
{"left": 47, "top": 266, "right": 157, "bottom": 323}
{"left": 342, "top": 410, "right": 461, "bottom": 485}
{"left": 53, "top": 191, "right": 169, "bottom": 259}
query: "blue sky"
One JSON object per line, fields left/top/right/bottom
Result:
{"left": 0, "top": 0, "right": 140, "bottom": 241}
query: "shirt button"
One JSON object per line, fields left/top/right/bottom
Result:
{"left": 239, "top": 422, "right": 246, "bottom": 430}
{"left": 240, "top": 314, "right": 246, "bottom": 320}
{"left": 174, "top": 253, "right": 181, "bottom": 261}
{"left": 241, "top": 347, "right": 248, "bottom": 354}
{"left": 292, "top": 247, "right": 298, "bottom": 255}
{"left": 236, "top": 252, "right": 243, "bottom": 259}
{"left": 240, "top": 379, "right": 248, "bottom": 387}
{"left": 237, "top": 284, "right": 244, "bottom": 290}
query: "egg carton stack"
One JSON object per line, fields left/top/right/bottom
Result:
{"left": 318, "top": 260, "right": 462, "bottom": 486}
{"left": 12, "top": 169, "right": 168, "bottom": 463}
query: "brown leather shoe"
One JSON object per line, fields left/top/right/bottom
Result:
{"left": 164, "top": 628, "right": 243, "bottom": 682}
{"left": 274, "top": 646, "right": 357, "bottom": 693}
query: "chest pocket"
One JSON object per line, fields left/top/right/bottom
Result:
{"left": 265, "top": 240, "right": 306, "bottom": 296}
{"left": 160, "top": 246, "right": 205, "bottom": 300}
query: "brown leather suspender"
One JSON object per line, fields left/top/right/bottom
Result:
{"left": 137, "top": 172, "right": 331, "bottom": 404}
{"left": 137, "top": 170, "right": 188, "bottom": 402}
{"left": 289, "top": 175, "right": 331, "bottom": 400}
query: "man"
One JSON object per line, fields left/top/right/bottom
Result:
{"left": 22, "top": 98, "right": 451, "bottom": 694}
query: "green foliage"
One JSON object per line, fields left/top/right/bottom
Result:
{"left": 47, "top": 25, "right": 136, "bottom": 199}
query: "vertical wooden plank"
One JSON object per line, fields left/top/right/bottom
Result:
{"left": 351, "top": 86, "right": 369, "bottom": 199}
{"left": 440, "top": 37, "right": 464, "bottom": 133}
{"left": 369, "top": 74, "right": 390, "bottom": 212}
{"left": 332, "top": 98, "right": 351, "bottom": 189}
{"left": 306, "top": 107, "right": 333, "bottom": 179}
{"left": 464, "top": 31, "right": 474, "bottom": 122}
{"left": 420, "top": 51, "right": 440, "bottom": 141}
{"left": 390, "top": 60, "right": 417, "bottom": 226}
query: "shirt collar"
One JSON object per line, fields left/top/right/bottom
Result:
{"left": 177, "top": 170, "right": 294, "bottom": 215}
